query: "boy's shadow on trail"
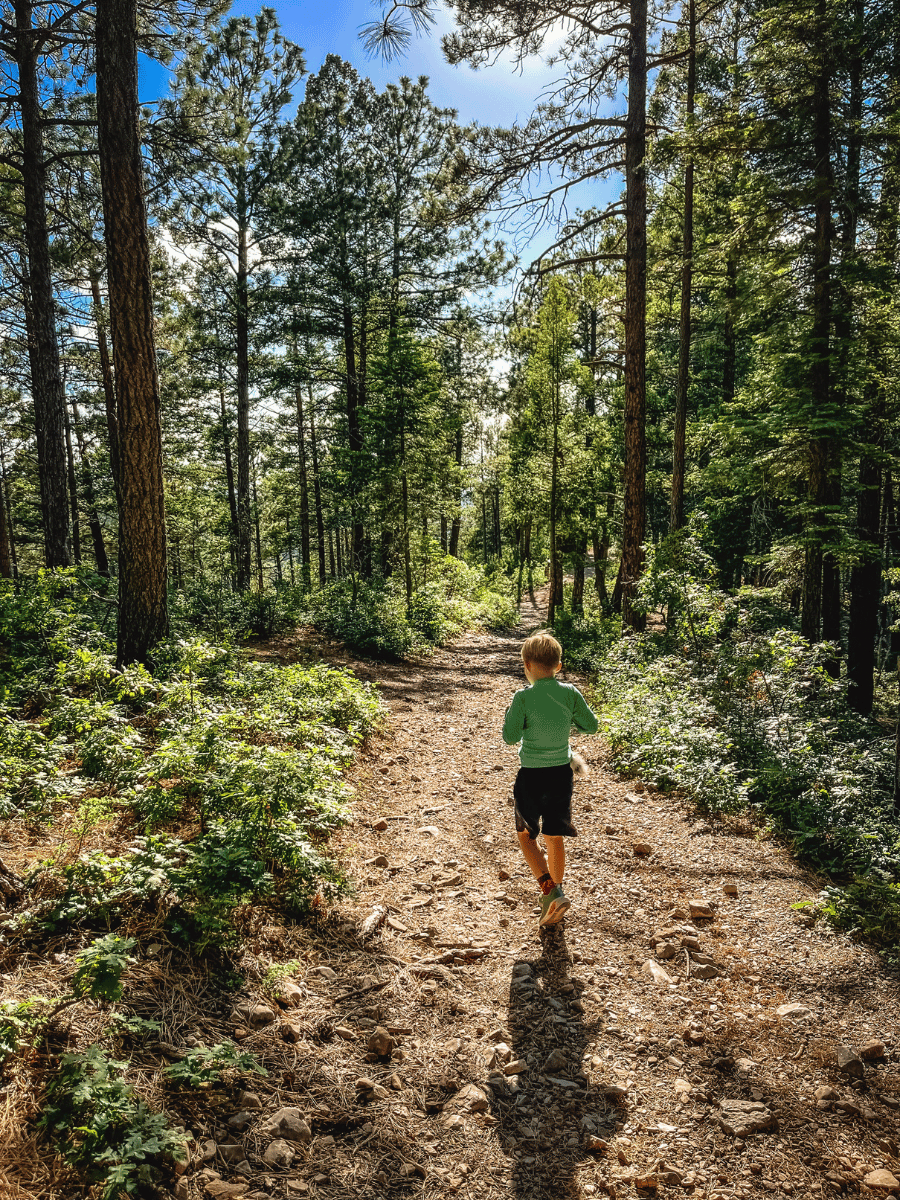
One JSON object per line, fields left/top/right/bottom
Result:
{"left": 488, "top": 922, "right": 621, "bottom": 1200}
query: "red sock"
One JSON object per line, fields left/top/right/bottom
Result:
{"left": 537, "top": 872, "right": 554, "bottom": 895}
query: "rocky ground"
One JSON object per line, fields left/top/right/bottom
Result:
{"left": 171, "top": 588, "right": 900, "bottom": 1200}
{"left": 4, "top": 591, "right": 899, "bottom": 1200}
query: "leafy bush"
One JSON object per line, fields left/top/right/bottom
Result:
{"left": 72, "top": 935, "right": 137, "bottom": 1003}
{"left": 576, "top": 526, "right": 900, "bottom": 953}
{"left": 552, "top": 600, "right": 620, "bottom": 672}
{"left": 163, "top": 1042, "right": 265, "bottom": 1088}
{"left": 0, "top": 996, "right": 52, "bottom": 1063}
{"left": 0, "top": 579, "right": 382, "bottom": 946}
{"left": 302, "top": 557, "right": 516, "bottom": 658}
{"left": 169, "top": 579, "right": 301, "bottom": 641}
{"left": 40, "top": 1045, "right": 187, "bottom": 1199}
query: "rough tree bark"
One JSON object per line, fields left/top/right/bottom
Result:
{"left": 294, "top": 384, "right": 311, "bottom": 586}
{"left": 616, "top": 0, "right": 648, "bottom": 630}
{"left": 449, "top": 423, "right": 463, "bottom": 557}
{"left": 89, "top": 270, "right": 122, "bottom": 507}
{"left": 15, "top": 1, "right": 70, "bottom": 568}
{"left": 847, "top": 3, "right": 900, "bottom": 713}
{"left": 800, "top": 0, "right": 834, "bottom": 643}
{"left": 669, "top": 0, "right": 696, "bottom": 534}
{"left": 62, "top": 398, "right": 82, "bottom": 564}
{"left": 0, "top": 456, "right": 10, "bottom": 579}
{"left": 0, "top": 437, "right": 17, "bottom": 580}
{"left": 96, "top": 0, "right": 168, "bottom": 666}
{"left": 309, "top": 404, "right": 327, "bottom": 585}
{"left": 235, "top": 173, "right": 252, "bottom": 592}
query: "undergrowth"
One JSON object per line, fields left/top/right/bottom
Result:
{"left": 556, "top": 529, "right": 900, "bottom": 957}
{"left": 0, "top": 568, "right": 383, "bottom": 1193}
{"left": 172, "top": 554, "right": 518, "bottom": 656}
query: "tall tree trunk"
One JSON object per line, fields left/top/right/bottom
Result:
{"left": 401, "top": 410, "right": 413, "bottom": 605}
{"left": 89, "top": 270, "right": 122, "bottom": 507}
{"left": 309, "top": 404, "right": 326, "bottom": 586}
{"left": 440, "top": 514, "right": 448, "bottom": 553}
{"left": 800, "top": 0, "right": 834, "bottom": 643}
{"left": 335, "top": 522, "right": 343, "bottom": 577}
{"left": 449, "top": 423, "right": 463, "bottom": 557}
{"left": 822, "top": 0, "right": 863, "bottom": 667}
{"left": 548, "top": 390, "right": 562, "bottom": 624}
{"left": 0, "top": 438, "right": 18, "bottom": 580}
{"left": 342, "top": 303, "right": 364, "bottom": 575}
{"left": 235, "top": 177, "right": 252, "bottom": 592}
{"left": 286, "top": 515, "right": 295, "bottom": 586}
{"left": 847, "top": 3, "right": 900, "bottom": 712}
{"left": 71, "top": 400, "right": 110, "bottom": 577}
{"left": 722, "top": 255, "right": 737, "bottom": 408}
{"left": 848, "top": 465, "right": 882, "bottom": 714}
{"left": 572, "top": 536, "right": 586, "bottom": 614}
{"left": 217, "top": 373, "right": 239, "bottom": 576}
{"left": 0, "top": 453, "right": 10, "bottom": 579}
{"left": 252, "top": 463, "right": 263, "bottom": 591}
{"left": 294, "top": 384, "right": 311, "bottom": 587}
{"left": 96, "top": 0, "right": 168, "bottom": 666}
{"left": 62, "top": 398, "right": 82, "bottom": 564}
{"left": 618, "top": 0, "right": 648, "bottom": 630}
{"left": 591, "top": 527, "right": 605, "bottom": 602}
{"left": 213, "top": 312, "right": 238, "bottom": 574}
{"left": 670, "top": 0, "right": 696, "bottom": 533}
{"left": 15, "top": 2, "right": 70, "bottom": 568}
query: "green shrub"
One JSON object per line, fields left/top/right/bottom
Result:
{"left": 0, "top": 996, "right": 52, "bottom": 1063}
{"left": 577, "top": 526, "right": 900, "bottom": 952}
{"left": 169, "top": 579, "right": 301, "bottom": 641}
{"left": 72, "top": 935, "right": 137, "bottom": 1004}
{"left": 163, "top": 1042, "right": 265, "bottom": 1088}
{"left": 301, "top": 557, "right": 516, "bottom": 658}
{"left": 552, "top": 601, "right": 620, "bottom": 672}
{"left": 40, "top": 1045, "right": 188, "bottom": 1200}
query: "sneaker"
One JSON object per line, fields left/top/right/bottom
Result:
{"left": 539, "top": 885, "right": 570, "bottom": 926}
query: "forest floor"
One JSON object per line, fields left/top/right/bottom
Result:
{"left": 172, "top": 584, "right": 900, "bottom": 1200}
{"left": 5, "top": 588, "right": 900, "bottom": 1200}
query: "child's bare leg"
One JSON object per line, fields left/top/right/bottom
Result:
{"left": 544, "top": 836, "right": 565, "bottom": 886}
{"left": 517, "top": 829, "right": 550, "bottom": 881}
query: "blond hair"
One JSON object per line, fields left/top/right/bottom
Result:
{"left": 521, "top": 631, "right": 562, "bottom": 668}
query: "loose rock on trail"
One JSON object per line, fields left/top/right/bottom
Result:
{"left": 165, "top": 587, "right": 900, "bottom": 1199}
{"left": 8, "top": 591, "right": 900, "bottom": 1200}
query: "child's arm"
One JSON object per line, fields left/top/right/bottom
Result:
{"left": 572, "top": 687, "right": 599, "bottom": 735}
{"left": 501, "top": 690, "right": 526, "bottom": 745}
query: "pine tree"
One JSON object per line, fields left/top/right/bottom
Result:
{"left": 96, "top": 0, "right": 169, "bottom": 665}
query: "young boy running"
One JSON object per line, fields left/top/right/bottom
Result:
{"left": 501, "top": 632, "right": 599, "bottom": 927}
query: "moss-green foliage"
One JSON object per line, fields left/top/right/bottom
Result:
{"left": 0, "top": 570, "right": 382, "bottom": 947}
{"left": 170, "top": 556, "right": 516, "bottom": 658}
{"left": 162, "top": 1042, "right": 266, "bottom": 1088}
{"left": 561, "top": 529, "right": 900, "bottom": 955}
{"left": 551, "top": 598, "right": 620, "bottom": 673}
{"left": 302, "top": 557, "right": 518, "bottom": 657}
{"left": 40, "top": 1045, "right": 188, "bottom": 1200}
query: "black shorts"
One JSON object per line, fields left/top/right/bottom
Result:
{"left": 513, "top": 764, "right": 577, "bottom": 839}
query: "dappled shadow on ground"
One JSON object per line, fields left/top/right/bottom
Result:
{"left": 489, "top": 921, "right": 620, "bottom": 1200}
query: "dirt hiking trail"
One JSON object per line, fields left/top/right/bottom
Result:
{"left": 35, "top": 591, "right": 899, "bottom": 1200}
{"left": 206, "top": 587, "right": 900, "bottom": 1200}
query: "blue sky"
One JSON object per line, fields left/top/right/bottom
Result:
{"left": 139, "top": 0, "right": 564, "bottom": 128}
{"left": 138, "top": 0, "right": 621, "bottom": 268}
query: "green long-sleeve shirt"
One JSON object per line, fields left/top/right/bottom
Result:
{"left": 501, "top": 676, "right": 599, "bottom": 767}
